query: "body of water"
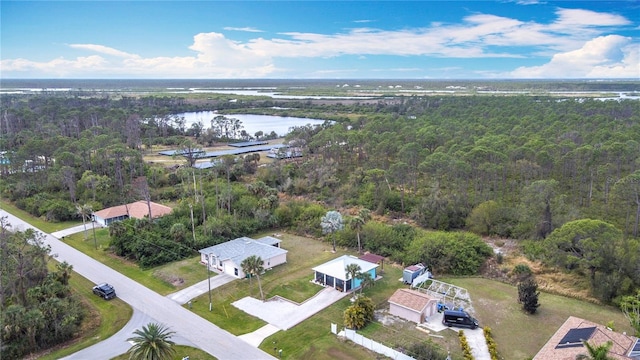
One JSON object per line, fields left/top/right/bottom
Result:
{"left": 175, "top": 111, "right": 326, "bottom": 137}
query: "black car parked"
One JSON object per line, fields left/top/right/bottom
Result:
{"left": 92, "top": 283, "right": 116, "bottom": 300}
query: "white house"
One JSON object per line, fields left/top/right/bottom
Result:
{"left": 199, "top": 236, "right": 288, "bottom": 278}
{"left": 311, "top": 255, "right": 378, "bottom": 292}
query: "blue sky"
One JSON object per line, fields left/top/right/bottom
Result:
{"left": 1, "top": 1, "right": 638, "bottom": 79}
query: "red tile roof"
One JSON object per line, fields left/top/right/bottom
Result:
{"left": 93, "top": 200, "right": 172, "bottom": 220}
{"left": 359, "top": 253, "right": 384, "bottom": 264}
{"left": 388, "top": 288, "right": 436, "bottom": 312}
{"left": 534, "top": 316, "right": 638, "bottom": 360}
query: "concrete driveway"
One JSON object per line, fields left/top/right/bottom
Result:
{"left": 233, "top": 286, "right": 348, "bottom": 331}
{"left": 422, "top": 312, "right": 491, "bottom": 360}
{"left": 51, "top": 222, "right": 102, "bottom": 239}
{"left": 1, "top": 210, "right": 275, "bottom": 360}
{"left": 167, "top": 273, "right": 235, "bottom": 305}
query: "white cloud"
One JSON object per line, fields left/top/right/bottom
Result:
{"left": 509, "top": 35, "right": 639, "bottom": 78}
{"left": 223, "top": 27, "right": 263, "bottom": 33}
{"left": 68, "top": 44, "right": 139, "bottom": 58}
{"left": 554, "top": 8, "right": 631, "bottom": 27}
{"left": 1, "top": 7, "right": 635, "bottom": 78}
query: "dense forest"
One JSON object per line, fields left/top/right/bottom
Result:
{"left": 0, "top": 226, "right": 84, "bottom": 359}
{"left": 0, "top": 92, "right": 638, "bottom": 305}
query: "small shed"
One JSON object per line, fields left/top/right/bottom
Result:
{"left": 403, "top": 263, "right": 427, "bottom": 284}
{"left": 359, "top": 253, "right": 384, "bottom": 272}
{"left": 388, "top": 288, "right": 438, "bottom": 324}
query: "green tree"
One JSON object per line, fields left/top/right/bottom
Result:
{"left": 345, "top": 263, "right": 361, "bottom": 291}
{"left": 357, "top": 271, "right": 374, "bottom": 294}
{"left": 321, "top": 210, "right": 344, "bottom": 252}
{"left": 611, "top": 170, "right": 640, "bottom": 237}
{"left": 544, "top": 219, "right": 637, "bottom": 301}
{"left": 350, "top": 208, "right": 371, "bottom": 254}
{"left": 518, "top": 179, "right": 559, "bottom": 239}
{"left": 176, "top": 139, "right": 203, "bottom": 167}
{"left": 619, "top": 290, "right": 640, "bottom": 336}
{"left": 517, "top": 277, "right": 540, "bottom": 314}
{"left": 169, "top": 222, "right": 187, "bottom": 243}
{"left": 466, "top": 200, "right": 513, "bottom": 236}
{"left": 241, "top": 255, "right": 265, "bottom": 301}
{"left": 126, "top": 322, "right": 176, "bottom": 360}
{"left": 576, "top": 340, "right": 613, "bottom": 360}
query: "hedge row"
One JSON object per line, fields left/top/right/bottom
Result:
{"left": 483, "top": 326, "right": 500, "bottom": 360}
{"left": 458, "top": 330, "right": 474, "bottom": 360}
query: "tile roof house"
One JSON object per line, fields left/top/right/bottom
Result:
{"left": 199, "top": 236, "right": 288, "bottom": 279}
{"left": 388, "top": 288, "right": 439, "bottom": 324}
{"left": 312, "top": 255, "right": 378, "bottom": 292}
{"left": 534, "top": 316, "right": 640, "bottom": 360}
{"left": 92, "top": 200, "right": 173, "bottom": 226}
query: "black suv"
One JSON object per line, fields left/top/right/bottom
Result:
{"left": 92, "top": 283, "right": 116, "bottom": 300}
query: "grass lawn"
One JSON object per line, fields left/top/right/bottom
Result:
{"left": 111, "top": 345, "right": 216, "bottom": 360}
{"left": 62, "top": 230, "right": 209, "bottom": 295}
{"left": 187, "top": 232, "right": 343, "bottom": 336}
{"left": 441, "top": 277, "right": 633, "bottom": 360}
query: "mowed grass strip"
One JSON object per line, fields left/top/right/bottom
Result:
{"left": 37, "top": 264, "right": 132, "bottom": 360}
{"left": 441, "top": 277, "right": 632, "bottom": 360}
{"left": 111, "top": 345, "right": 216, "bottom": 360}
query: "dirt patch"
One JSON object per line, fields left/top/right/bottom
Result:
{"left": 153, "top": 270, "right": 185, "bottom": 287}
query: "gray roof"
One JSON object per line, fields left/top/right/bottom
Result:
{"left": 200, "top": 236, "right": 287, "bottom": 265}
{"left": 256, "top": 236, "right": 282, "bottom": 246}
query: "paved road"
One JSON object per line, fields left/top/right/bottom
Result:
{"left": 62, "top": 309, "right": 198, "bottom": 360}
{"left": 1, "top": 210, "right": 276, "bottom": 360}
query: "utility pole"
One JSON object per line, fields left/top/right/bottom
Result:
{"left": 206, "top": 254, "right": 212, "bottom": 312}
{"left": 189, "top": 203, "right": 196, "bottom": 243}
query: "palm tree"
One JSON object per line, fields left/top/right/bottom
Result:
{"left": 350, "top": 208, "right": 371, "bottom": 254}
{"left": 241, "top": 255, "right": 265, "bottom": 300}
{"left": 126, "top": 322, "right": 176, "bottom": 360}
{"left": 576, "top": 340, "right": 613, "bottom": 360}
{"left": 345, "top": 263, "right": 361, "bottom": 292}
{"left": 357, "top": 271, "right": 375, "bottom": 294}
{"left": 321, "top": 210, "right": 344, "bottom": 252}
{"left": 76, "top": 204, "right": 93, "bottom": 240}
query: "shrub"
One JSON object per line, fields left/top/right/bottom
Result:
{"left": 518, "top": 277, "right": 541, "bottom": 314}
{"left": 406, "top": 341, "right": 448, "bottom": 360}
{"left": 513, "top": 264, "right": 532, "bottom": 278}
{"left": 458, "top": 330, "right": 474, "bottom": 360}
{"left": 343, "top": 296, "right": 374, "bottom": 330}
{"left": 483, "top": 326, "right": 499, "bottom": 360}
